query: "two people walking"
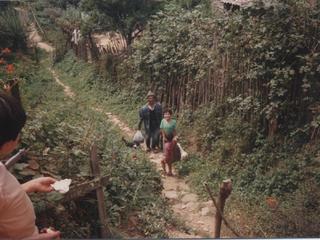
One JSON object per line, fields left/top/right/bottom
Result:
{"left": 138, "top": 91, "right": 178, "bottom": 176}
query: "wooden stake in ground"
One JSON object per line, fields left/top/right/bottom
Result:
{"left": 204, "top": 180, "right": 240, "bottom": 238}
{"left": 214, "top": 179, "right": 232, "bottom": 237}
{"left": 90, "top": 143, "right": 111, "bottom": 238}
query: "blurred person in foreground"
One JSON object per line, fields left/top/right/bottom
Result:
{"left": 0, "top": 91, "right": 60, "bottom": 240}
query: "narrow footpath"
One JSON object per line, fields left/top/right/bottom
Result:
{"left": 28, "top": 25, "right": 220, "bottom": 238}
{"left": 49, "top": 69, "right": 216, "bottom": 238}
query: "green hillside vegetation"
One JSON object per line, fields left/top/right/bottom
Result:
{"left": 1, "top": 48, "right": 174, "bottom": 238}
{"left": 65, "top": 0, "right": 319, "bottom": 237}
{"left": 1, "top": 0, "right": 320, "bottom": 237}
{"left": 0, "top": 5, "right": 174, "bottom": 237}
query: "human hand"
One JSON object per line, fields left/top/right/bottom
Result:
{"left": 23, "top": 228, "right": 60, "bottom": 240}
{"left": 3, "top": 83, "right": 11, "bottom": 92}
{"left": 3, "top": 79, "right": 18, "bottom": 93}
{"left": 22, "top": 177, "right": 57, "bottom": 193}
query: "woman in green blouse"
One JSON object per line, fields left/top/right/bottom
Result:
{"left": 160, "top": 108, "right": 177, "bottom": 176}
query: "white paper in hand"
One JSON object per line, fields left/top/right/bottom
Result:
{"left": 51, "top": 179, "right": 72, "bottom": 194}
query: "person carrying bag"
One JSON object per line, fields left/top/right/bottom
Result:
{"left": 160, "top": 108, "right": 177, "bottom": 176}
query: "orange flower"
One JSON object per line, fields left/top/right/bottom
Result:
{"left": 1, "top": 48, "right": 11, "bottom": 55}
{"left": 266, "top": 196, "right": 279, "bottom": 210}
{"left": 0, "top": 58, "right": 5, "bottom": 65}
{"left": 6, "top": 64, "right": 14, "bottom": 74}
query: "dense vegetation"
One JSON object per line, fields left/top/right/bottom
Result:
{"left": 0, "top": 47, "right": 177, "bottom": 237}
{"left": 0, "top": 5, "right": 175, "bottom": 237}
{"left": 1, "top": 0, "right": 320, "bottom": 237}
{"left": 80, "top": 0, "right": 163, "bottom": 44}
{"left": 21, "top": 52, "right": 177, "bottom": 238}
{"left": 76, "top": 0, "right": 320, "bottom": 237}
{"left": 0, "top": 7, "right": 27, "bottom": 50}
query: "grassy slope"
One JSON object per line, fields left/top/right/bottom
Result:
{"left": 16, "top": 52, "right": 173, "bottom": 238}
{"left": 53, "top": 52, "right": 320, "bottom": 237}
{"left": 53, "top": 51, "right": 142, "bottom": 130}
{"left": 176, "top": 107, "right": 320, "bottom": 237}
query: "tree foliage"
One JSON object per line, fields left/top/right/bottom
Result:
{"left": 107, "top": 3, "right": 320, "bottom": 235}
{"left": 174, "top": 0, "right": 202, "bottom": 9}
{"left": 47, "top": 0, "right": 81, "bottom": 9}
{"left": 117, "top": 0, "right": 320, "bottom": 137}
{"left": 0, "top": 8, "right": 27, "bottom": 50}
{"left": 80, "top": 0, "right": 163, "bottom": 44}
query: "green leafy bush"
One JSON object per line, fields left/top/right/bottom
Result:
{"left": 177, "top": 103, "right": 320, "bottom": 236}
{"left": 16, "top": 54, "right": 174, "bottom": 238}
{"left": 0, "top": 8, "right": 27, "bottom": 49}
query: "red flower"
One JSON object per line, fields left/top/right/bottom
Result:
{"left": 0, "top": 58, "right": 5, "bottom": 65}
{"left": 6, "top": 64, "right": 14, "bottom": 74}
{"left": 1, "top": 48, "right": 11, "bottom": 55}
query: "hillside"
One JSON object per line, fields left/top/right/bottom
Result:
{"left": 1, "top": 0, "right": 320, "bottom": 238}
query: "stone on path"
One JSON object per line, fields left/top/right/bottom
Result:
{"left": 201, "top": 207, "right": 213, "bottom": 216}
{"left": 164, "top": 191, "right": 178, "bottom": 200}
{"left": 181, "top": 193, "right": 198, "bottom": 203}
{"left": 184, "top": 201, "right": 199, "bottom": 211}
{"left": 181, "top": 205, "right": 187, "bottom": 209}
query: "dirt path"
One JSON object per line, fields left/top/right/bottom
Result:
{"left": 93, "top": 109, "right": 217, "bottom": 238}
{"left": 49, "top": 68, "right": 75, "bottom": 98}
{"left": 28, "top": 25, "right": 218, "bottom": 238}
{"left": 48, "top": 70, "right": 217, "bottom": 238}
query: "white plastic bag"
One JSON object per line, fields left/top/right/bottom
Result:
{"left": 177, "top": 143, "right": 188, "bottom": 160}
{"left": 133, "top": 130, "right": 144, "bottom": 143}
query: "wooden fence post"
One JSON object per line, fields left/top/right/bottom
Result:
{"left": 214, "top": 179, "right": 232, "bottom": 238}
{"left": 90, "top": 143, "right": 111, "bottom": 238}
{"left": 205, "top": 180, "right": 240, "bottom": 238}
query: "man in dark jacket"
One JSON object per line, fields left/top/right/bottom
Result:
{"left": 138, "top": 91, "right": 162, "bottom": 152}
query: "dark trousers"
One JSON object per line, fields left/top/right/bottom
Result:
{"left": 146, "top": 128, "right": 160, "bottom": 149}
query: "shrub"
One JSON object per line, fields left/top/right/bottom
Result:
{"left": 0, "top": 8, "right": 27, "bottom": 50}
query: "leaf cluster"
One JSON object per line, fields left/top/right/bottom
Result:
{"left": 80, "top": 0, "right": 163, "bottom": 42}
{"left": 0, "top": 8, "right": 27, "bottom": 50}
